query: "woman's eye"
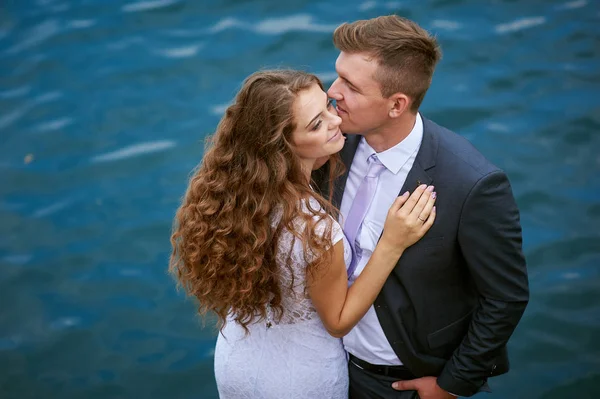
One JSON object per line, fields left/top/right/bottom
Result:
{"left": 312, "top": 121, "right": 322, "bottom": 131}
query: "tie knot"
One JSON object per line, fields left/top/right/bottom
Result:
{"left": 368, "top": 153, "right": 381, "bottom": 164}
{"left": 366, "top": 154, "right": 386, "bottom": 177}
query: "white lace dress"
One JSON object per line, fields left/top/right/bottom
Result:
{"left": 214, "top": 199, "right": 352, "bottom": 399}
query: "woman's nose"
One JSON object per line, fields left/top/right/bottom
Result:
{"left": 331, "top": 113, "right": 342, "bottom": 128}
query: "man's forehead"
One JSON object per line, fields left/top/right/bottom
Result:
{"left": 335, "top": 52, "right": 379, "bottom": 86}
{"left": 336, "top": 52, "right": 378, "bottom": 67}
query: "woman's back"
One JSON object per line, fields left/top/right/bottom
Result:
{"left": 214, "top": 197, "right": 351, "bottom": 399}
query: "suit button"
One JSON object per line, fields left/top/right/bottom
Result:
{"left": 490, "top": 364, "right": 497, "bottom": 375}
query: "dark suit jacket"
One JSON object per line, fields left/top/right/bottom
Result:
{"left": 313, "top": 117, "right": 529, "bottom": 397}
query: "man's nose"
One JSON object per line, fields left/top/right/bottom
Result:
{"left": 327, "top": 79, "right": 343, "bottom": 100}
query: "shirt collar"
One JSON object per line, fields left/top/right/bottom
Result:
{"left": 362, "top": 113, "right": 424, "bottom": 175}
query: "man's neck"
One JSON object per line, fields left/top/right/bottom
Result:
{"left": 364, "top": 112, "right": 417, "bottom": 153}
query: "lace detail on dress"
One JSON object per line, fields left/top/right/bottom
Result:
{"left": 214, "top": 196, "right": 352, "bottom": 398}
{"left": 265, "top": 301, "right": 274, "bottom": 328}
{"left": 266, "top": 197, "right": 347, "bottom": 326}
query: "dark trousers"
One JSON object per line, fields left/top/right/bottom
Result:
{"left": 348, "top": 358, "right": 420, "bottom": 399}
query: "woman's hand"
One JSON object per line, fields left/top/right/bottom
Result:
{"left": 308, "top": 184, "right": 436, "bottom": 338}
{"left": 380, "top": 184, "right": 436, "bottom": 254}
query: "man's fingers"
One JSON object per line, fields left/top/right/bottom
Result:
{"left": 392, "top": 378, "right": 419, "bottom": 391}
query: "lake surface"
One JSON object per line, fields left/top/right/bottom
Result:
{"left": 1, "top": 0, "right": 599, "bottom": 398}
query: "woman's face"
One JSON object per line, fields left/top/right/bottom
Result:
{"left": 291, "top": 84, "right": 344, "bottom": 162}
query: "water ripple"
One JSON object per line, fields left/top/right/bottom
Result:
{"left": 122, "top": 0, "right": 182, "bottom": 13}
{"left": 106, "top": 36, "right": 145, "bottom": 51}
{"left": 255, "top": 15, "right": 337, "bottom": 34}
{"left": 35, "top": 91, "right": 63, "bottom": 104}
{"left": 495, "top": 16, "right": 546, "bottom": 34}
{"left": 50, "top": 3, "right": 70, "bottom": 13}
{"left": 33, "top": 199, "right": 74, "bottom": 218}
{"left": 210, "top": 103, "right": 228, "bottom": 116}
{"left": 431, "top": 20, "right": 462, "bottom": 31}
{"left": 0, "top": 86, "right": 31, "bottom": 99}
{"left": 36, "top": 117, "right": 73, "bottom": 132}
{"left": 90, "top": 140, "right": 176, "bottom": 163}
{"left": 557, "top": 0, "right": 588, "bottom": 10}
{"left": 208, "top": 17, "right": 241, "bottom": 34}
{"left": 0, "top": 108, "right": 28, "bottom": 130}
{"left": 207, "top": 15, "right": 337, "bottom": 35}
{"left": 6, "top": 19, "right": 61, "bottom": 55}
{"left": 2, "top": 254, "right": 33, "bottom": 265}
{"left": 359, "top": 1, "right": 377, "bottom": 11}
{"left": 67, "top": 19, "right": 96, "bottom": 29}
{"left": 50, "top": 317, "right": 81, "bottom": 330}
{"left": 154, "top": 43, "right": 204, "bottom": 59}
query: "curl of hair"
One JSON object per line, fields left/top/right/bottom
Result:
{"left": 169, "top": 70, "right": 344, "bottom": 333}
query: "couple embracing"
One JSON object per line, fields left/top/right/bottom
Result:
{"left": 170, "top": 15, "right": 529, "bottom": 399}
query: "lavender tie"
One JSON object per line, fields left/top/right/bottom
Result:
{"left": 344, "top": 154, "right": 387, "bottom": 279}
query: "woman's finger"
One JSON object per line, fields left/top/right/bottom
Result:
{"left": 407, "top": 185, "right": 434, "bottom": 221}
{"left": 419, "top": 205, "right": 436, "bottom": 234}
{"left": 398, "top": 184, "right": 428, "bottom": 216}
{"left": 389, "top": 191, "right": 409, "bottom": 214}
{"left": 417, "top": 190, "right": 437, "bottom": 223}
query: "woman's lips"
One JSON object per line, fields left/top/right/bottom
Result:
{"left": 327, "top": 129, "right": 342, "bottom": 142}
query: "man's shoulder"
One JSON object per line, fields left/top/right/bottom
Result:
{"left": 423, "top": 117, "right": 501, "bottom": 180}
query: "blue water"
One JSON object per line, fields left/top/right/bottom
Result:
{"left": 1, "top": 0, "right": 599, "bottom": 398}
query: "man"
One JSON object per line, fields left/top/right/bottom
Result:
{"left": 315, "top": 15, "right": 529, "bottom": 398}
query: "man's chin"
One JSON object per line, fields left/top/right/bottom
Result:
{"left": 340, "top": 123, "right": 361, "bottom": 135}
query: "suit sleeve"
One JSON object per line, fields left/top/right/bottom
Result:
{"left": 436, "top": 170, "right": 529, "bottom": 396}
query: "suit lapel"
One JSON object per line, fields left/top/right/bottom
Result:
{"left": 398, "top": 115, "right": 438, "bottom": 195}
{"left": 376, "top": 116, "right": 440, "bottom": 376}
{"left": 398, "top": 160, "right": 433, "bottom": 196}
{"left": 333, "top": 115, "right": 439, "bottom": 209}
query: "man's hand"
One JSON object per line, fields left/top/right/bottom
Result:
{"left": 312, "top": 155, "right": 330, "bottom": 170}
{"left": 392, "top": 377, "right": 456, "bottom": 399}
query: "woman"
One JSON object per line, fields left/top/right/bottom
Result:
{"left": 170, "top": 70, "right": 436, "bottom": 398}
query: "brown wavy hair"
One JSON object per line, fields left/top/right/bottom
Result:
{"left": 170, "top": 70, "right": 344, "bottom": 332}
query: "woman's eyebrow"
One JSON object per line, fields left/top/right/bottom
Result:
{"left": 305, "top": 96, "right": 329, "bottom": 128}
{"left": 306, "top": 111, "right": 323, "bottom": 129}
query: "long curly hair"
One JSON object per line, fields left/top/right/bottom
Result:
{"left": 170, "top": 70, "right": 344, "bottom": 332}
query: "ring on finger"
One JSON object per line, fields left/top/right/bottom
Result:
{"left": 417, "top": 216, "right": 426, "bottom": 222}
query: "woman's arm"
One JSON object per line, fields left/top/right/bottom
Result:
{"left": 308, "top": 184, "right": 436, "bottom": 337}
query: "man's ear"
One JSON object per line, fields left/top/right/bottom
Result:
{"left": 388, "top": 93, "right": 411, "bottom": 118}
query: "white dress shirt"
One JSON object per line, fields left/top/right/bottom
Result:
{"left": 340, "top": 113, "right": 423, "bottom": 365}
